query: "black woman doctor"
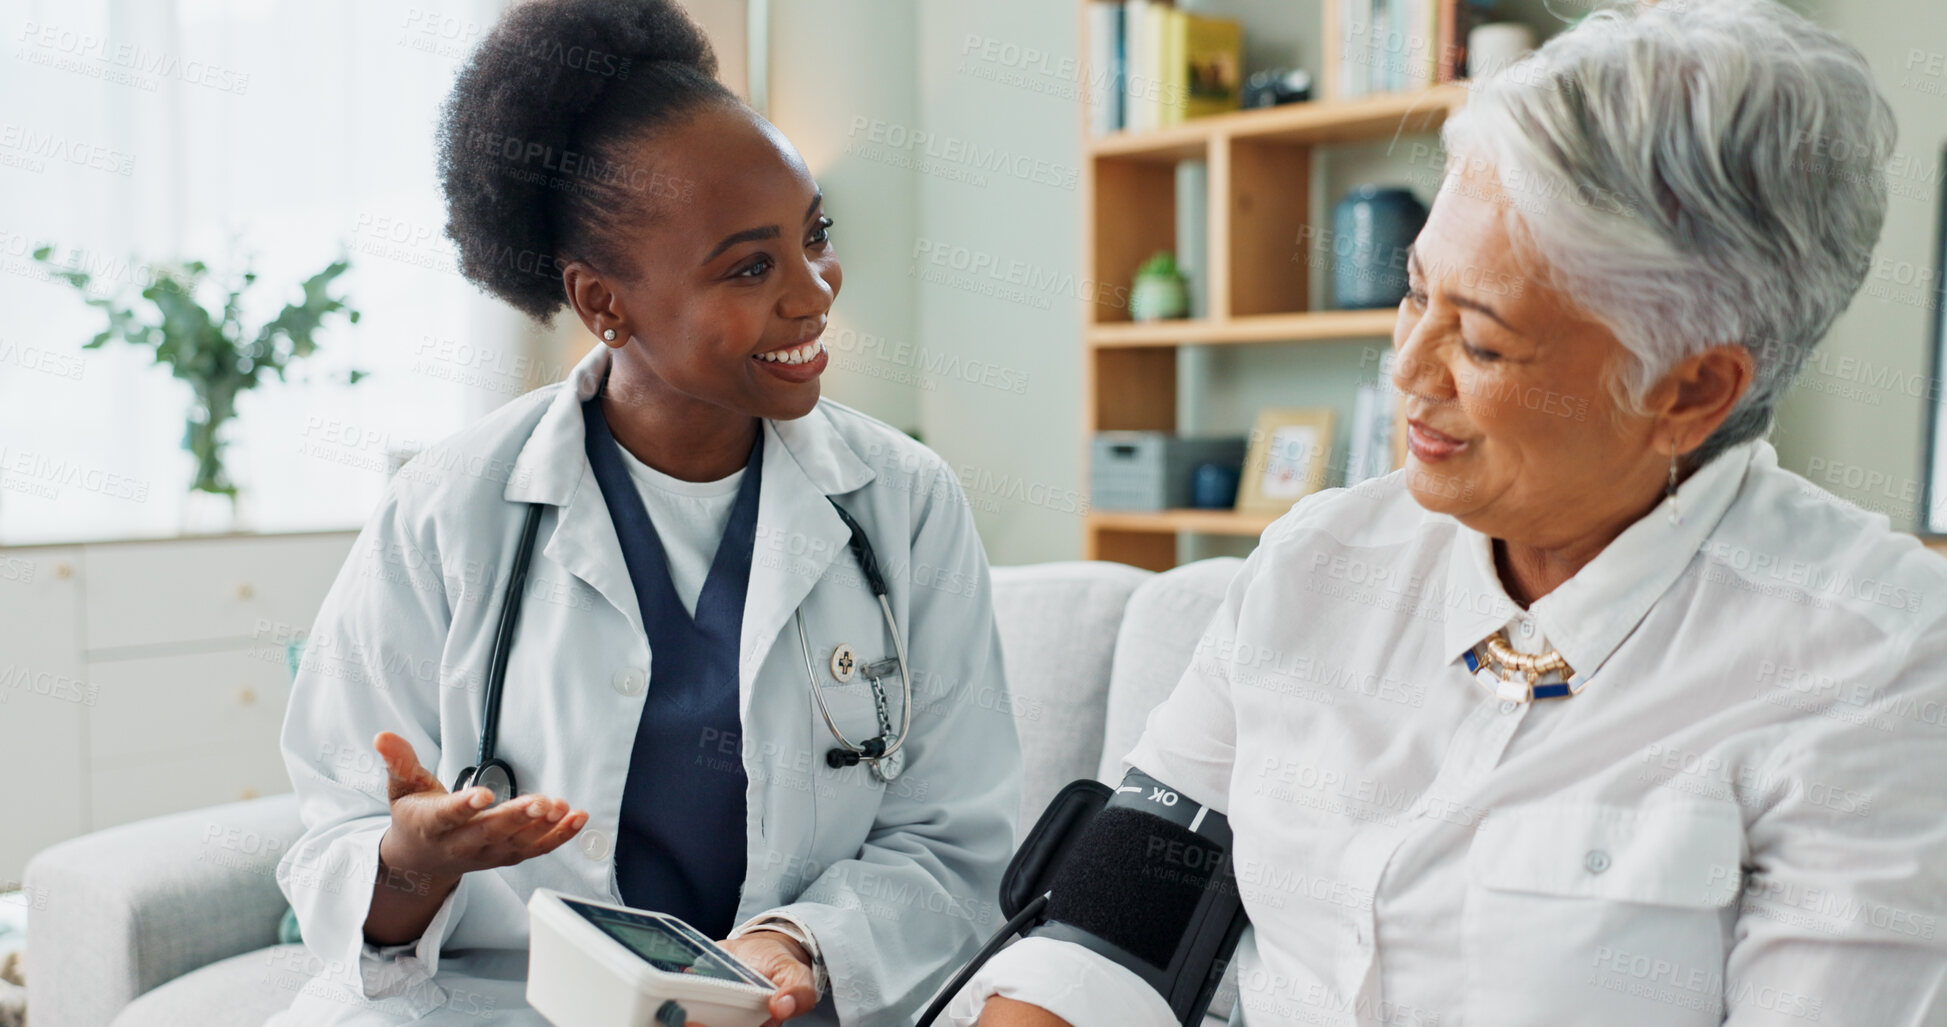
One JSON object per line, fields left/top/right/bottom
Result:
{"left": 269, "top": 3, "right": 1022, "bottom": 1025}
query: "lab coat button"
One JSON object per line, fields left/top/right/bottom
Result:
{"left": 579, "top": 829, "right": 612, "bottom": 861}
{"left": 612, "top": 668, "right": 646, "bottom": 696}
{"left": 1584, "top": 849, "right": 1611, "bottom": 874}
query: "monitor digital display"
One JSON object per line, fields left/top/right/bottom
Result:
{"left": 564, "top": 900, "right": 771, "bottom": 989}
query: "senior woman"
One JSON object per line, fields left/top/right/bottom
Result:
{"left": 963, "top": 1, "right": 1947, "bottom": 1025}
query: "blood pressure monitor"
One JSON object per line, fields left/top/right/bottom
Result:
{"left": 526, "top": 889, "right": 777, "bottom": 1027}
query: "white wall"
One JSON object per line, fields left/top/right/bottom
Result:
{"left": 765, "top": 0, "right": 923, "bottom": 435}
{"left": 1772, "top": 0, "right": 1947, "bottom": 531}
{"left": 536, "top": 0, "right": 926, "bottom": 435}
{"left": 911, "top": 2, "right": 1089, "bottom": 563}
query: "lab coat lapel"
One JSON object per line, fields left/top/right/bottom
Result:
{"left": 507, "top": 342, "right": 879, "bottom": 686}
{"left": 739, "top": 408, "right": 876, "bottom": 717}
{"left": 544, "top": 466, "right": 647, "bottom": 642}
{"left": 504, "top": 344, "right": 647, "bottom": 642}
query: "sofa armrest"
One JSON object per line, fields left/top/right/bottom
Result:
{"left": 24, "top": 793, "right": 302, "bottom": 1027}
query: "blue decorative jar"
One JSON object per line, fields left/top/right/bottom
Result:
{"left": 1331, "top": 186, "right": 1429, "bottom": 309}
{"left": 1190, "top": 462, "right": 1240, "bottom": 509}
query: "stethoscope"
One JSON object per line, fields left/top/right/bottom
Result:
{"left": 802, "top": 499, "right": 913, "bottom": 782}
{"left": 453, "top": 496, "right": 915, "bottom": 806}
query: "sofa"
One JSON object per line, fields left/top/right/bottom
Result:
{"left": 24, "top": 557, "right": 1242, "bottom": 1027}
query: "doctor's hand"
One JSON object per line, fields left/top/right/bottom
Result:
{"left": 372, "top": 730, "right": 589, "bottom": 882}
{"left": 715, "top": 931, "right": 819, "bottom": 1026}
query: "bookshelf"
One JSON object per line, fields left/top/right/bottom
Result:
{"left": 1078, "top": 7, "right": 1469, "bottom": 571}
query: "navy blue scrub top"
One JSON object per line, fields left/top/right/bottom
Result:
{"left": 581, "top": 392, "right": 761, "bottom": 940}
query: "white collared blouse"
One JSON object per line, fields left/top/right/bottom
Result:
{"left": 963, "top": 439, "right": 1947, "bottom": 1027}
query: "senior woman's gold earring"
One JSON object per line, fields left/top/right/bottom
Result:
{"left": 1665, "top": 451, "right": 1681, "bottom": 527}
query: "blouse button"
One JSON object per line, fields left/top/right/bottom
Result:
{"left": 1499, "top": 700, "right": 1519, "bottom": 715}
{"left": 1518, "top": 620, "right": 1535, "bottom": 639}
{"left": 579, "top": 828, "right": 613, "bottom": 861}
{"left": 1584, "top": 849, "right": 1612, "bottom": 874}
{"left": 612, "top": 668, "right": 646, "bottom": 696}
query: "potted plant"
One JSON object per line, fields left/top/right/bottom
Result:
{"left": 1129, "top": 250, "right": 1190, "bottom": 322}
{"left": 33, "top": 248, "right": 364, "bottom": 526}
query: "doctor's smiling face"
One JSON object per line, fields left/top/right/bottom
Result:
{"left": 562, "top": 102, "right": 841, "bottom": 427}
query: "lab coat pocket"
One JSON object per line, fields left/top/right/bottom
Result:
{"left": 1462, "top": 799, "right": 1743, "bottom": 1027}
{"left": 803, "top": 637, "right": 897, "bottom": 860}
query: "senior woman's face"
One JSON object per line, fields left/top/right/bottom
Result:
{"left": 1390, "top": 165, "right": 1666, "bottom": 545}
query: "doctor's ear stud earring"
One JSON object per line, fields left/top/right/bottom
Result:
{"left": 602, "top": 328, "right": 616, "bottom": 341}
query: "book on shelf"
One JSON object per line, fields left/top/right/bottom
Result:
{"left": 1087, "top": 1, "right": 1243, "bottom": 135}
{"left": 1138, "top": 1, "right": 1171, "bottom": 130}
{"left": 1336, "top": 0, "right": 1368, "bottom": 100}
{"left": 1086, "top": 1, "right": 1124, "bottom": 136}
{"left": 1175, "top": 159, "right": 1208, "bottom": 317}
{"left": 1435, "top": 0, "right": 1490, "bottom": 83}
{"left": 1376, "top": 0, "right": 1395, "bottom": 93}
{"left": 1168, "top": 8, "right": 1243, "bottom": 124}
{"left": 1436, "top": 0, "right": 1462, "bottom": 82}
{"left": 1123, "top": 0, "right": 1152, "bottom": 133}
{"left": 1334, "top": 0, "right": 1488, "bottom": 99}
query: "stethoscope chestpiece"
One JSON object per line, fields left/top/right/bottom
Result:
{"left": 824, "top": 736, "right": 889, "bottom": 770}
{"left": 451, "top": 757, "right": 519, "bottom": 807}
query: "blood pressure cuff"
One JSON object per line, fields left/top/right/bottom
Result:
{"left": 1000, "top": 778, "right": 1114, "bottom": 920}
{"left": 1023, "top": 769, "right": 1247, "bottom": 1026}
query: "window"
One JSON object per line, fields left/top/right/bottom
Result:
{"left": 0, "top": 0, "right": 530, "bottom": 543}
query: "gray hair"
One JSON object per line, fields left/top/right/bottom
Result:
{"left": 1440, "top": 0, "right": 1896, "bottom": 468}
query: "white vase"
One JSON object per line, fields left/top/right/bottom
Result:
{"left": 1130, "top": 275, "right": 1189, "bottom": 322}
{"left": 1468, "top": 23, "right": 1537, "bottom": 80}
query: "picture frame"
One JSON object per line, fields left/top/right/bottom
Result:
{"left": 1916, "top": 142, "right": 1947, "bottom": 537}
{"left": 1236, "top": 407, "right": 1338, "bottom": 516}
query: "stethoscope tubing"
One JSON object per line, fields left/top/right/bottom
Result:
{"left": 795, "top": 592, "right": 913, "bottom": 766}
{"left": 477, "top": 503, "right": 545, "bottom": 769}
{"left": 877, "top": 591, "right": 914, "bottom": 762}
{"left": 467, "top": 496, "right": 912, "bottom": 794}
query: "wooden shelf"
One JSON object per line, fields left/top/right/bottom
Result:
{"left": 1077, "top": 5, "right": 1457, "bottom": 570}
{"left": 1087, "top": 84, "right": 1469, "bottom": 162}
{"left": 1088, "top": 309, "right": 1398, "bottom": 348}
{"left": 1087, "top": 509, "right": 1283, "bottom": 537}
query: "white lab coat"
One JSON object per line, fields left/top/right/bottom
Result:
{"left": 269, "top": 343, "right": 1022, "bottom": 1026}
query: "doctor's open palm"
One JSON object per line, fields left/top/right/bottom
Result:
{"left": 363, "top": 731, "right": 589, "bottom": 946}
{"left": 366, "top": 733, "right": 818, "bottom": 1025}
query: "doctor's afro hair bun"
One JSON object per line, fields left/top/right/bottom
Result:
{"left": 436, "top": 0, "right": 739, "bottom": 322}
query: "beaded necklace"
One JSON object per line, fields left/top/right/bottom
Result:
{"left": 1463, "top": 628, "right": 1584, "bottom": 702}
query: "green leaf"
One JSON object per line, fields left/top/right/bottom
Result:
{"left": 33, "top": 246, "right": 363, "bottom": 495}
{"left": 1137, "top": 251, "right": 1179, "bottom": 278}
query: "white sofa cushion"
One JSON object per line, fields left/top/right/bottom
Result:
{"left": 107, "top": 945, "right": 300, "bottom": 1027}
{"left": 1098, "top": 557, "right": 1243, "bottom": 783}
{"left": 989, "top": 561, "right": 1153, "bottom": 839}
